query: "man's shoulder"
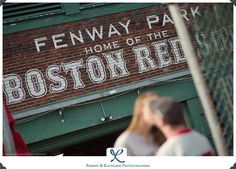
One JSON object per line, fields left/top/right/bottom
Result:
{"left": 190, "top": 130, "right": 211, "bottom": 143}
{"left": 156, "top": 130, "right": 213, "bottom": 156}
{"left": 156, "top": 137, "right": 177, "bottom": 156}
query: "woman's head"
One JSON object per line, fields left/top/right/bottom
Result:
{"left": 128, "top": 92, "right": 160, "bottom": 131}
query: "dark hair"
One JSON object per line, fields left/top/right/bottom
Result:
{"left": 150, "top": 126, "right": 166, "bottom": 146}
{"left": 150, "top": 97, "right": 185, "bottom": 126}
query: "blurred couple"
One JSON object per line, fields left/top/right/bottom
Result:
{"left": 114, "top": 92, "right": 214, "bottom": 156}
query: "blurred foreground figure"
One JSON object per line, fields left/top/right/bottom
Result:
{"left": 3, "top": 103, "right": 30, "bottom": 156}
{"left": 114, "top": 92, "right": 165, "bottom": 156}
{"left": 150, "top": 97, "right": 214, "bottom": 156}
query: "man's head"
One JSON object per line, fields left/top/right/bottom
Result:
{"left": 149, "top": 97, "right": 185, "bottom": 129}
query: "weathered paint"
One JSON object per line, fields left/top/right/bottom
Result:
{"left": 4, "top": 4, "right": 203, "bottom": 113}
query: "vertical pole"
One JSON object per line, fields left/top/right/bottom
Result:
{"left": 168, "top": 4, "right": 228, "bottom": 155}
{"left": 3, "top": 106, "right": 16, "bottom": 155}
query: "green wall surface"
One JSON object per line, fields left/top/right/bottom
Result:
{"left": 3, "top": 3, "right": 157, "bottom": 34}
{"left": 16, "top": 78, "right": 212, "bottom": 154}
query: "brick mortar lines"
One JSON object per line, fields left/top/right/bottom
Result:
{"left": 3, "top": 4, "right": 208, "bottom": 113}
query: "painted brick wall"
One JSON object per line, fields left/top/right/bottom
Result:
{"left": 3, "top": 4, "right": 205, "bottom": 113}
